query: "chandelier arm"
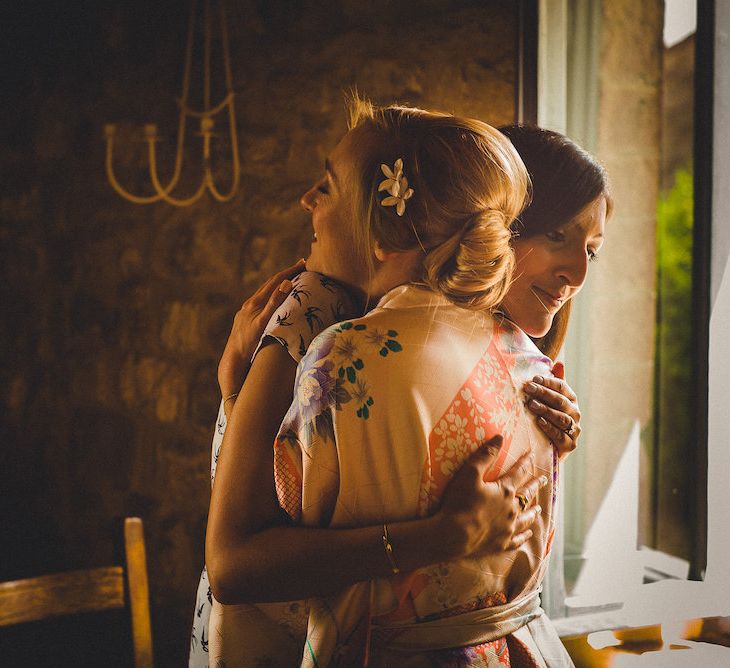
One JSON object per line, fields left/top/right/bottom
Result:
{"left": 148, "top": 137, "right": 188, "bottom": 198}
{"left": 207, "top": 178, "right": 239, "bottom": 203}
{"left": 178, "top": 0, "right": 234, "bottom": 117}
{"left": 105, "top": 135, "right": 166, "bottom": 204}
{"left": 206, "top": 98, "right": 240, "bottom": 202}
{"left": 141, "top": 0, "right": 198, "bottom": 198}
{"left": 161, "top": 0, "right": 199, "bottom": 189}
{"left": 104, "top": 0, "right": 242, "bottom": 206}
{"left": 178, "top": 93, "right": 233, "bottom": 118}
{"left": 158, "top": 179, "right": 209, "bottom": 207}
{"left": 205, "top": 0, "right": 240, "bottom": 202}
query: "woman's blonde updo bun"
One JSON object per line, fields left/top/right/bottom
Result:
{"left": 346, "top": 94, "right": 529, "bottom": 311}
{"left": 424, "top": 209, "right": 515, "bottom": 310}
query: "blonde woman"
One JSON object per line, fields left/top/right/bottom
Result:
{"left": 205, "top": 100, "right": 605, "bottom": 666}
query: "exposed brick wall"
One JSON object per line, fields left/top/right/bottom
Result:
{"left": 0, "top": 1, "right": 517, "bottom": 662}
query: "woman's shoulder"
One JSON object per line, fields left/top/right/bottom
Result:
{"left": 298, "top": 313, "right": 406, "bottom": 380}
{"left": 285, "top": 271, "right": 358, "bottom": 321}
{"left": 256, "top": 271, "right": 359, "bottom": 363}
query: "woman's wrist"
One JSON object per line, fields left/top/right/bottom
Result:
{"left": 431, "top": 511, "right": 473, "bottom": 560}
{"left": 218, "top": 354, "right": 248, "bottom": 399}
{"left": 388, "top": 513, "right": 465, "bottom": 571}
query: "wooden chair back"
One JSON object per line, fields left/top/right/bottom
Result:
{"left": 0, "top": 517, "right": 153, "bottom": 668}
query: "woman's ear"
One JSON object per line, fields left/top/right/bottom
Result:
{"left": 374, "top": 240, "right": 398, "bottom": 262}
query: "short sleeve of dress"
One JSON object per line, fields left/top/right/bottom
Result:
{"left": 210, "top": 271, "right": 356, "bottom": 486}
{"left": 252, "top": 271, "right": 358, "bottom": 364}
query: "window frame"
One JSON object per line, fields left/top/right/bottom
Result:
{"left": 523, "top": 0, "right": 728, "bottom": 635}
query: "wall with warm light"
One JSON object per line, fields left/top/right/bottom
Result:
{"left": 0, "top": 1, "right": 519, "bottom": 663}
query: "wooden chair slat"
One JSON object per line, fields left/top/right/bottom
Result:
{"left": 0, "top": 518, "right": 154, "bottom": 667}
{"left": 0, "top": 566, "right": 125, "bottom": 626}
{"left": 125, "top": 518, "right": 154, "bottom": 668}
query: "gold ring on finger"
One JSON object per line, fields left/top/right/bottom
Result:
{"left": 563, "top": 419, "right": 578, "bottom": 439}
{"left": 516, "top": 493, "right": 529, "bottom": 511}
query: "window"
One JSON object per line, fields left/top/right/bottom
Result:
{"left": 532, "top": 0, "right": 724, "bottom": 633}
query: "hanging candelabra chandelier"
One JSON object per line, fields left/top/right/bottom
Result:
{"left": 104, "top": 0, "right": 240, "bottom": 206}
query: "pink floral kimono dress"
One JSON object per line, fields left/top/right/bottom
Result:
{"left": 273, "top": 283, "right": 574, "bottom": 667}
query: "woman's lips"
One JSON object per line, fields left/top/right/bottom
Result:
{"left": 532, "top": 286, "right": 564, "bottom": 309}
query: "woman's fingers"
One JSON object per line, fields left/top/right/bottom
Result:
{"left": 528, "top": 397, "right": 582, "bottom": 444}
{"left": 524, "top": 382, "right": 576, "bottom": 417}
{"left": 515, "top": 473, "right": 548, "bottom": 508}
{"left": 525, "top": 375, "right": 577, "bottom": 403}
{"left": 514, "top": 504, "right": 541, "bottom": 534}
{"left": 536, "top": 417, "right": 577, "bottom": 458}
{"left": 506, "top": 529, "right": 534, "bottom": 550}
{"left": 463, "top": 435, "right": 503, "bottom": 480}
{"left": 496, "top": 449, "right": 534, "bottom": 492}
{"left": 526, "top": 398, "right": 577, "bottom": 433}
{"left": 524, "top": 374, "right": 581, "bottom": 461}
{"left": 507, "top": 507, "right": 541, "bottom": 550}
{"left": 250, "top": 259, "right": 306, "bottom": 304}
{"left": 255, "top": 279, "right": 294, "bottom": 326}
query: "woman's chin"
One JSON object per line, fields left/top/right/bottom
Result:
{"left": 305, "top": 253, "right": 324, "bottom": 275}
{"left": 521, "top": 318, "right": 553, "bottom": 338}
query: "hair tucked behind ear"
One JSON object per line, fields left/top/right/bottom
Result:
{"left": 346, "top": 93, "right": 528, "bottom": 312}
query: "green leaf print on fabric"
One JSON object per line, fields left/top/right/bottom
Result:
{"left": 356, "top": 396, "right": 374, "bottom": 419}
{"left": 364, "top": 326, "right": 402, "bottom": 357}
{"left": 331, "top": 322, "right": 403, "bottom": 419}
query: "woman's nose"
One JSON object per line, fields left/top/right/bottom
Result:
{"left": 300, "top": 187, "right": 316, "bottom": 212}
{"left": 558, "top": 247, "right": 590, "bottom": 288}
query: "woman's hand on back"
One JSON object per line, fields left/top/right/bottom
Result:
{"left": 437, "top": 436, "right": 547, "bottom": 558}
{"left": 523, "top": 362, "right": 581, "bottom": 461}
{"left": 218, "top": 259, "right": 305, "bottom": 399}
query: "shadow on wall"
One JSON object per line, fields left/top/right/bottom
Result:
{"left": 0, "top": 0, "right": 519, "bottom": 663}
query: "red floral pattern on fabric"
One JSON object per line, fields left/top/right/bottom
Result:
{"left": 429, "top": 636, "right": 511, "bottom": 667}
{"left": 506, "top": 634, "right": 542, "bottom": 667}
{"left": 419, "top": 331, "right": 522, "bottom": 515}
{"left": 274, "top": 441, "right": 303, "bottom": 522}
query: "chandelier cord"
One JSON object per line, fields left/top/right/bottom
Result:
{"left": 105, "top": 0, "right": 241, "bottom": 206}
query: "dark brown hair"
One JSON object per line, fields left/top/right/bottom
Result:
{"left": 498, "top": 125, "right": 612, "bottom": 359}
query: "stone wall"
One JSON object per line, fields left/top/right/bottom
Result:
{"left": 0, "top": 1, "right": 517, "bottom": 663}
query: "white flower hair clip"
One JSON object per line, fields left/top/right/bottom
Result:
{"left": 378, "top": 158, "right": 414, "bottom": 216}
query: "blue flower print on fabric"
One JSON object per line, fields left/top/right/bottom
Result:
{"left": 287, "top": 321, "right": 404, "bottom": 430}
{"left": 332, "top": 322, "right": 403, "bottom": 419}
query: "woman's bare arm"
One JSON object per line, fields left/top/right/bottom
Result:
{"left": 206, "top": 344, "right": 542, "bottom": 604}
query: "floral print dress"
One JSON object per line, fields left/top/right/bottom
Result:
{"left": 273, "top": 284, "right": 574, "bottom": 667}
{"left": 189, "top": 271, "right": 357, "bottom": 668}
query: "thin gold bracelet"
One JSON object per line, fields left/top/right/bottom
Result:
{"left": 382, "top": 523, "right": 400, "bottom": 574}
{"left": 223, "top": 392, "right": 239, "bottom": 414}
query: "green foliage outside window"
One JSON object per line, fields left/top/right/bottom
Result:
{"left": 654, "top": 166, "right": 693, "bottom": 559}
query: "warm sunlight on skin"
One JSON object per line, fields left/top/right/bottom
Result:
{"left": 300, "top": 128, "right": 423, "bottom": 304}
{"left": 300, "top": 130, "right": 367, "bottom": 289}
{"left": 501, "top": 195, "right": 607, "bottom": 337}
